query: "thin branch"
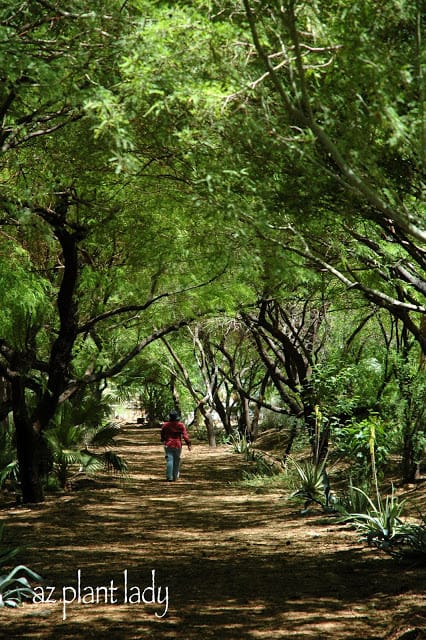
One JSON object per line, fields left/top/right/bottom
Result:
{"left": 78, "top": 268, "right": 227, "bottom": 334}
{"left": 242, "top": 0, "right": 426, "bottom": 243}
{"left": 1, "top": 112, "right": 82, "bottom": 153}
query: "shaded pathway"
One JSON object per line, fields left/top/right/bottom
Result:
{"left": 0, "top": 425, "right": 425, "bottom": 639}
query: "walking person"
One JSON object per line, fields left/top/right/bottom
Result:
{"left": 161, "top": 410, "right": 192, "bottom": 481}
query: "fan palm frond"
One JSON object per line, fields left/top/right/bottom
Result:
{"left": 86, "top": 422, "right": 121, "bottom": 448}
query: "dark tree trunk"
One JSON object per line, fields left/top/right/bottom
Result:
{"left": 169, "top": 373, "right": 181, "bottom": 415}
{"left": 12, "top": 379, "right": 44, "bottom": 503}
{"left": 402, "top": 429, "right": 417, "bottom": 484}
{"left": 238, "top": 394, "right": 256, "bottom": 441}
{"left": 12, "top": 199, "right": 84, "bottom": 504}
{"left": 212, "top": 393, "right": 232, "bottom": 435}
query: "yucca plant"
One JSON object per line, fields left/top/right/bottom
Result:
{"left": 0, "top": 524, "right": 41, "bottom": 608}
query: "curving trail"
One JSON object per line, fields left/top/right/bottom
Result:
{"left": 0, "top": 424, "right": 425, "bottom": 639}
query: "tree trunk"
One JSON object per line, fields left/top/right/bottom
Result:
{"left": 169, "top": 373, "right": 181, "bottom": 415}
{"left": 402, "top": 428, "right": 417, "bottom": 484}
{"left": 12, "top": 379, "right": 44, "bottom": 503}
{"left": 238, "top": 394, "right": 254, "bottom": 441}
{"left": 204, "top": 412, "right": 216, "bottom": 447}
{"left": 212, "top": 393, "right": 232, "bottom": 435}
{"left": 198, "top": 403, "right": 216, "bottom": 447}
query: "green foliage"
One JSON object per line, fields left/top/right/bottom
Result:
{"left": 0, "top": 422, "right": 18, "bottom": 490}
{"left": 228, "top": 430, "right": 253, "bottom": 457}
{"left": 43, "top": 392, "right": 127, "bottom": 488}
{"left": 0, "top": 524, "right": 41, "bottom": 609}
{"left": 393, "top": 364, "right": 426, "bottom": 470}
{"left": 311, "top": 352, "right": 385, "bottom": 419}
{"left": 288, "top": 457, "right": 331, "bottom": 510}
{"left": 44, "top": 420, "right": 127, "bottom": 489}
{"left": 0, "top": 0, "right": 425, "bottom": 505}
{"left": 0, "top": 461, "right": 19, "bottom": 492}
{"left": 333, "top": 415, "right": 391, "bottom": 482}
{"left": 337, "top": 485, "right": 426, "bottom": 561}
{"left": 0, "top": 240, "right": 52, "bottom": 350}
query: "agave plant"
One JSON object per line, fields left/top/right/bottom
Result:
{"left": 0, "top": 524, "right": 41, "bottom": 608}
{"left": 343, "top": 487, "right": 426, "bottom": 561}
{"left": 334, "top": 481, "right": 372, "bottom": 517}
{"left": 397, "top": 521, "right": 426, "bottom": 556}
{"left": 229, "top": 430, "right": 253, "bottom": 458}
{"left": 0, "top": 565, "right": 42, "bottom": 608}
{"left": 342, "top": 487, "right": 408, "bottom": 554}
{"left": 289, "top": 457, "right": 332, "bottom": 511}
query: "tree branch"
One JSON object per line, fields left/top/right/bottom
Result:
{"left": 77, "top": 267, "right": 227, "bottom": 334}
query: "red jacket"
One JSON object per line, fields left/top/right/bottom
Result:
{"left": 161, "top": 420, "right": 191, "bottom": 449}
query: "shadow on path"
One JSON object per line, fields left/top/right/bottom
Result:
{"left": 0, "top": 425, "right": 425, "bottom": 639}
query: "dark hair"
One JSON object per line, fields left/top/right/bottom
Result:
{"left": 169, "top": 410, "right": 180, "bottom": 421}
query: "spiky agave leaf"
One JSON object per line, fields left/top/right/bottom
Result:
{"left": 345, "top": 487, "right": 406, "bottom": 541}
{"left": 0, "top": 565, "right": 42, "bottom": 608}
{"left": 289, "top": 457, "right": 327, "bottom": 500}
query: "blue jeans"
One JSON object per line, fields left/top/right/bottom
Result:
{"left": 165, "top": 447, "right": 182, "bottom": 481}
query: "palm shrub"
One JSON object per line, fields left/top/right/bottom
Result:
{"left": 44, "top": 421, "right": 127, "bottom": 489}
{"left": 41, "top": 388, "right": 128, "bottom": 488}
{"left": 0, "top": 524, "right": 41, "bottom": 608}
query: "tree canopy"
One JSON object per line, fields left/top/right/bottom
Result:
{"left": 0, "top": 0, "right": 425, "bottom": 502}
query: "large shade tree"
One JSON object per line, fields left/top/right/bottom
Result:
{"left": 193, "top": 1, "right": 425, "bottom": 350}
{"left": 0, "top": 1, "right": 241, "bottom": 503}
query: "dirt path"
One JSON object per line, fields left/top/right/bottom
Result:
{"left": 1, "top": 425, "right": 425, "bottom": 640}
